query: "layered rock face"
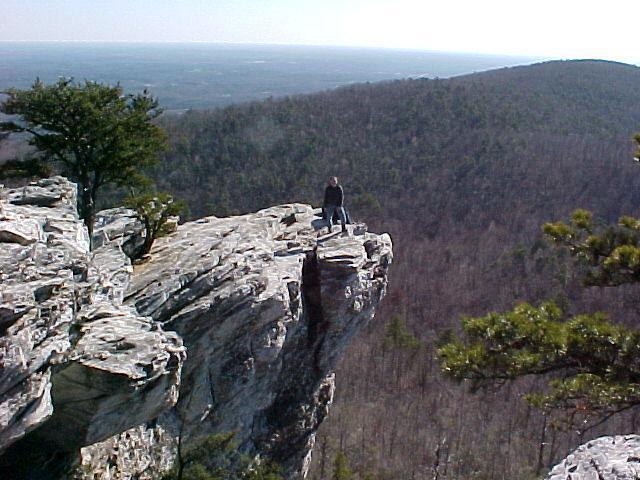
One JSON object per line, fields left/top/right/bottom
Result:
{"left": 547, "top": 435, "right": 640, "bottom": 480}
{"left": 0, "top": 178, "right": 392, "bottom": 479}
{"left": 0, "top": 178, "right": 185, "bottom": 478}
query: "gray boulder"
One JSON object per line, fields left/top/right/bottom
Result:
{"left": 118, "top": 203, "right": 392, "bottom": 478}
{"left": 0, "top": 177, "right": 90, "bottom": 454}
{"left": 547, "top": 435, "right": 640, "bottom": 480}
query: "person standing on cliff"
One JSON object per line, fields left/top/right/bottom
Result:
{"left": 323, "top": 176, "right": 347, "bottom": 234}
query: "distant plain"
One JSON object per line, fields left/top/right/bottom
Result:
{"left": 0, "top": 42, "right": 540, "bottom": 110}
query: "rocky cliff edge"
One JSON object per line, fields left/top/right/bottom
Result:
{"left": 0, "top": 177, "right": 392, "bottom": 479}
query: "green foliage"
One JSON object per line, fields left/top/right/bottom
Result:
{"left": 383, "top": 315, "right": 422, "bottom": 351}
{"left": 162, "top": 432, "right": 282, "bottom": 480}
{"left": 543, "top": 210, "right": 640, "bottom": 286}
{"left": 438, "top": 301, "right": 640, "bottom": 425}
{"left": 124, "top": 192, "right": 185, "bottom": 258}
{"left": 0, "top": 78, "right": 167, "bottom": 239}
{"left": 332, "top": 452, "right": 353, "bottom": 480}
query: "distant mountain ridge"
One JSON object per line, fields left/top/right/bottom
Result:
{"left": 450, "top": 59, "right": 640, "bottom": 133}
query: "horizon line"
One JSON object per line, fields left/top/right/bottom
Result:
{"left": 1, "top": 40, "right": 638, "bottom": 66}
{"left": 0, "top": 40, "right": 553, "bottom": 59}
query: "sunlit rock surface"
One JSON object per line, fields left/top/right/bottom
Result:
{"left": 0, "top": 177, "right": 85, "bottom": 454}
{"left": 0, "top": 177, "right": 392, "bottom": 479}
{"left": 122, "top": 203, "right": 391, "bottom": 478}
{"left": 0, "top": 178, "right": 184, "bottom": 479}
{"left": 547, "top": 435, "right": 640, "bottom": 480}
{"left": 80, "top": 424, "right": 176, "bottom": 480}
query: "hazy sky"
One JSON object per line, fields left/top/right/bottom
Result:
{"left": 2, "top": 0, "right": 638, "bottom": 62}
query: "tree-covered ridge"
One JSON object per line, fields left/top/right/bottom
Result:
{"left": 155, "top": 60, "right": 640, "bottom": 223}
{"left": 452, "top": 60, "right": 640, "bottom": 135}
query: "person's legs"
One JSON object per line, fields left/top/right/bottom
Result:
{"left": 337, "top": 207, "right": 347, "bottom": 232}
{"left": 323, "top": 205, "right": 336, "bottom": 232}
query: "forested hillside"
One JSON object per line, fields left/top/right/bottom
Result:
{"left": 153, "top": 60, "right": 640, "bottom": 479}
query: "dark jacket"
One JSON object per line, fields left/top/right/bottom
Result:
{"left": 324, "top": 185, "right": 344, "bottom": 207}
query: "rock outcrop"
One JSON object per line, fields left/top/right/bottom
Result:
{"left": 0, "top": 177, "right": 185, "bottom": 478}
{"left": 546, "top": 435, "right": 640, "bottom": 480}
{"left": 0, "top": 178, "right": 392, "bottom": 479}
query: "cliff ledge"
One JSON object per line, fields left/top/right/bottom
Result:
{"left": 0, "top": 177, "right": 392, "bottom": 479}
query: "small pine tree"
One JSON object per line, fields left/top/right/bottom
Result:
{"left": 124, "top": 192, "right": 185, "bottom": 258}
{"left": 543, "top": 209, "right": 640, "bottom": 286}
{"left": 383, "top": 315, "right": 422, "bottom": 351}
{"left": 162, "top": 432, "right": 282, "bottom": 480}
{"left": 332, "top": 452, "right": 353, "bottom": 480}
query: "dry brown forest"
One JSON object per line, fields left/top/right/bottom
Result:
{"left": 151, "top": 60, "right": 640, "bottom": 479}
